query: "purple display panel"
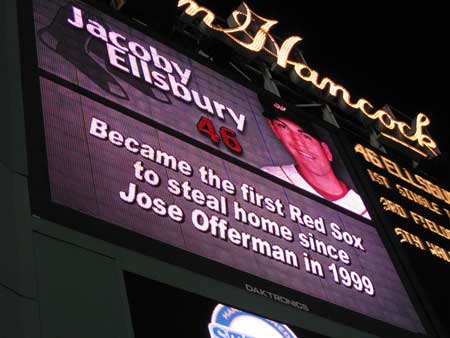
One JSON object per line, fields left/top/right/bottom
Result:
{"left": 33, "top": 0, "right": 271, "bottom": 165}
{"left": 40, "top": 78, "right": 424, "bottom": 333}
{"left": 32, "top": 0, "right": 371, "bottom": 219}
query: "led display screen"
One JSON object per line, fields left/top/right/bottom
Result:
{"left": 351, "top": 141, "right": 450, "bottom": 334}
{"left": 25, "top": 0, "right": 428, "bottom": 335}
{"left": 33, "top": 0, "right": 370, "bottom": 219}
{"left": 33, "top": 77, "right": 423, "bottom": 334}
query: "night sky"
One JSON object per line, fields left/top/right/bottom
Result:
{"left": 112, "top": 0, "right": 449, "bottom": 180}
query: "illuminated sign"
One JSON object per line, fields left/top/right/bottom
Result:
{"left": 209, "top": 304, "right": 298, "bottom": 338}
{"left": 355, "top": 143, "right": 450, "bottom": 264}
{"left": 32, "top": 76, "right": 424, "bottom": 333}
{"left": 177, "top": 0, "right": 439, "bottom": 159}
{"left": 353, "top": 142, "right": 450, "bottom": 335}
{"left": 27, "top": 0, "right": 426, "bottom": 335}
{"left": 35, "top": 1, "right": 370, "bottom": 220}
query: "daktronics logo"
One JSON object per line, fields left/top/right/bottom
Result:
{"left": 178, "top": 0, "right": 439, "bottom": 159}
{"left": 209, "top": 304, "right": 299, "bottom": 338}
{"left": 244, "top": 284, "right": 309, "bottom": 312}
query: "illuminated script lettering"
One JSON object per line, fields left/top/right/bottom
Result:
{"left": 410, "top": 211, "right": 450, "bottom": 242}
{"left": 380, "top": 197, "right": 408, "bottom": 219}
{"left": 394, "top": 227, "right": 425, "bottom": 250}
{"left": 178, "top": 0, "right": 439, "bottom": 158}
{"left": 368, "top": 169, "right": 391, "bottom": 189}
{"left": 355, "top": 144, "right": 450, "bottom": 206}
{"left": 426, "top": 241, "right": 450, "bottom": 263}
{"left": 396, "top": 184, "right": 442, "bottom": 215}
{"left": 395, "top": 228, "right": 450, "bottom": 264}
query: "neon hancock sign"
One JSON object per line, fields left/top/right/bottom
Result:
{"left": 178, "top": 0, "right": 439, "bottom": 159}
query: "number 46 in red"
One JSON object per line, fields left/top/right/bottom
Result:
{"left": 196, "top": 117, "right": 243, "bottom": 154}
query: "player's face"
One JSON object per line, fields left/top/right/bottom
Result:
{"left": 269, "top": 117, "right": 333, "bottom": 176}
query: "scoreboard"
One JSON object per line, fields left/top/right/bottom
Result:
{"left": 352, "top": 141, "right": 450, "bottom": 334}
{"left": 16, "top": 0, "right": 448, "bottom": 337}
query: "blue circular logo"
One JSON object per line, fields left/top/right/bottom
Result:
{"left": 209, "top": 304, "right": 299, "bottom": 338}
